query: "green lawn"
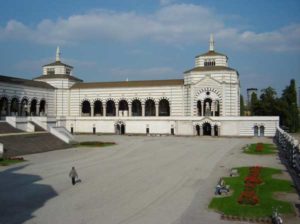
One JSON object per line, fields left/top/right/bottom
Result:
{"left": 0, "top": 158, "right": 25, "bottom": 166}
{"left": 243, "top": 143, "right": 277, "bottom": 155}
{"left": 209, "top": 167, "right": 295, "bottom": 218}
{"left": 76, "top": 141, "right": 115, "bottom": 147}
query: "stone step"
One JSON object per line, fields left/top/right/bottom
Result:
{"left": 0, "top": 122, "right": 23, "bottom": 134}
{"left": 0, "top": 133, "right": 71, "bottom": 157}
{"left": 29, "top": 121, "right": 45, "bottom": 132}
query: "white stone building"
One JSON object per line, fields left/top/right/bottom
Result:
{"left": 0, "top": 36, "right": 279, "bottom": 137}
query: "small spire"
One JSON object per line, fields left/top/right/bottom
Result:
{"left": 56, "top": 46, "right": 61, "bottom": 61}
{"left": 209, "top": 34, "right": 214, "bottom": 51}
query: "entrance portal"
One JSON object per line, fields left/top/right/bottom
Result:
{"left": 116, "top": 123, "right": 125, "bottom": 135}
{"left": 196, "top": 125, "right": 200, "bottom": 136}
{"left": 203, "top": 123, "right": 211, "bottom": 136}
{"left": 121, "top": 124, "right": 125, "bottom": 135}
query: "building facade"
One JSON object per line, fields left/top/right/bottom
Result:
{"left": 0, "top": 36, "right": 279, "bottom": 136}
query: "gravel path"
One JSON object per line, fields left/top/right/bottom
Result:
{"left": 0, "top": 135, "right": 298, "bottom": 224}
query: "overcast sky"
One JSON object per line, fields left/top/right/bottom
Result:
{"left": 0, "top": 0, "right": 299, "bottom": 96}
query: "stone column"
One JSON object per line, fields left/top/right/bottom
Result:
{"left": 91, "top": 105, "right": 94, "bottom": 117}
{"left": 36, "top": 103, "right": 40, "bottom": 116}
{"left": 116, "top": 104, "right": 119, "bottom": 117}
{"left": 200, "top": 126, "right": 203, "bottom": 136}
{"left": 155, "top": 102, "right": 159, "bottom": 117}
{"left": 201, "top": 101, "right": 204, "bottom": 116}
{"left": 258, "top": 126, "right": 261, "bottom": 137}
{"left": 128, "top": 103, "right": 132, "bottom": 117}
{"left": 212, "top": 100, "right": 216, "bottom": 117}
{"left": 18, "top": 103, "right": 22, "bottom": 116}
{"left": 7, "top": 102, "right": 11, "bottom": 116}
{"left": 142, "top": 103, "right": 145, "bottom": 117}
{"left": 211, "top": 126, "right": 215, "bottom": 136}
{"left": 218, "top": 126, "right": 221, "bottom": 136}
{"left": 103, "top": 105, "right": 106, "bottom": 117}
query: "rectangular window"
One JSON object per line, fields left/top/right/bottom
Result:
{"left": 47, "top": 68, "right": 55, "bottom": 75}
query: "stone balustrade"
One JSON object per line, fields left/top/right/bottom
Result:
{"left": 275, "top": 127, "right": 300, "bottom": 175}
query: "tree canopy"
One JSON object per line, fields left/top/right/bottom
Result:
{"left": 248, "top": 79, "right": 299, "bottom": 132}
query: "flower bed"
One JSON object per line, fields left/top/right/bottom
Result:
{"left": 209, "top": 167, "right": 295, "bottom": 218}
{"left": 255, "top": 143, "right": 264, "bottom": 152}
{"left": 243, "top": 143, "right": 277, "bottom": 155}
{"left": 237, "top": 166, "right": 262, "bottom": 205}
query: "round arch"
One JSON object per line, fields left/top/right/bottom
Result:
{"left": 0, "top": 96, "right": 9, "bottom": 118}
{"left": 131, "top": 99, "right": 142, "bottom": 116}
{"left": 30, "top": 98, "right": 38, "bottom": 116}
{"left": 106, "top": 99, "right": 116, "bottom": 116}
{"left": 39, "top": 99, "right": 46, "bottom": 116}
{"left": 158, "top": 98, "right": 170, "bottom": 116}
{"left": 93, "top": 99, "right": 103, "bottom": 116}
{"left": 20, "top": 97, "right": 29, "bottom": 116}
{"left": 145, "top": 98, "right": 156, "bottom": 116}
{"left": 81, "top": 100, "right": 91, "bottom": 116}
{"left": 10, "top": 97, "right": 19, "bottom": 116}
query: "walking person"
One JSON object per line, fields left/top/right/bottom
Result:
{"left": 69, "top": 167, "right": 78, "bottom": 185}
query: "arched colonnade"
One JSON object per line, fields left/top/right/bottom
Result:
{"left": 0, "top": 96, "right": 47, "bottom": 118}
{"left": 81, "top": 98, "right": 171, "bottom": 117}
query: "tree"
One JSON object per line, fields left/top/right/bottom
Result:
{"left": 260, "top": 87, "right": 278, "bottom": 116}
{"left": 281, "top": 79, "right": 299, "bottom": 132}
{"left": 250, "top": 92, "right": 262, "bottom": 115}
{"left": 240, "top": 94, "right": 245, "bottom": 116}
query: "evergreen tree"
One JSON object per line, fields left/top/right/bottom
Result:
{"left": 260, "top": 87, "right": 278, "bottom": 116}
{"left": 281, "top": 79, "right": 299, "bottom": 132}
{"left": 250, "top": 92, "right": 262, "bottom": 115}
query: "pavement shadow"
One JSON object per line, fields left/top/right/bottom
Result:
{"left": 0, "top": 165, "right": 58, "bottom": 224}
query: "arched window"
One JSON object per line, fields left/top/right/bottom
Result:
{"left": 197, "top": 101, "right": 202, "bottom": 116}
{"left": 254, "top": 125, "right": 259, "bottom": 137}
{"left": 0, "top": 97, "right": 9, "bottom": 118}
{"left": 145, "top": 99, "right": 155, "bottom": 116}
{"left": 10, "top": 98, "right": 19, "bottom": 115}
{"left": 260, "top": 126, "right": 265, "bottom": 137}
{"left": 203, "top": 98, "right": 212, "bottom": 116}
{"left": 159, "top": 99, "right": 170, "bottom": 116}
{"left": 132, "top": 99, "right": 142, "bottom": 116}
{"left": 30, "top": 99, "right": 37, "bottom": 116}
{"left": 215, "top": 100, "right": 220, "bottom": 116}
{"left": 20, "top": 98, "right": 29, "bottom": 116}
{"left": 106, "top": 100, "right": 116, "bottom": 116}
{"left": 81, "top": 100, "right": 91, "bottom": 116}
{"left": 119, "top": 100, "right": 128, "bottom": 116}
{"left": 39, "top": 99, "right": 46, "bottom": 116}
{"left": 94, "top": 100, "right": 103, "bottom": 116}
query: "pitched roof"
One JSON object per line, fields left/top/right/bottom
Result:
{"left": 34, "top": 74, "right": 83, "bottom": 82}
{"left": 0, "top": 75, "right": 55, "bottom": 89}
{"left": 71, "top": 79, "right": 184, "bottom": 89}
{"left": 184, "top": 66, "right": 236, "bottom": 74}
{"left": 43, "top": 61, "right": 73, "bottom": 68}
{"left": 195, "top": 50, "right": 227, "bottom": 58}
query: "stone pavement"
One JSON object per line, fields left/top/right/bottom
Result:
{"left": 0, "top": 135, "right": 299, "bottom": 224}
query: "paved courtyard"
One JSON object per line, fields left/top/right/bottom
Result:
{"left": 0, "top": 135, "right": 297, "bottom": 224}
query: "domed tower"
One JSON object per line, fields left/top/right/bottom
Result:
{"left": 184, "top": 35, "right": 240, "bottom": 117}
{"left": 34, "top": 47, "right": 82, "bottom": 88}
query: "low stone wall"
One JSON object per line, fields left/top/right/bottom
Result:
{"left": 275, "top": 127, "right": 300, "bottom": 175}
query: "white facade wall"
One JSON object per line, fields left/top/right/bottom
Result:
{"left": 59, "top": 116, "right": 279, "bottom": 137}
